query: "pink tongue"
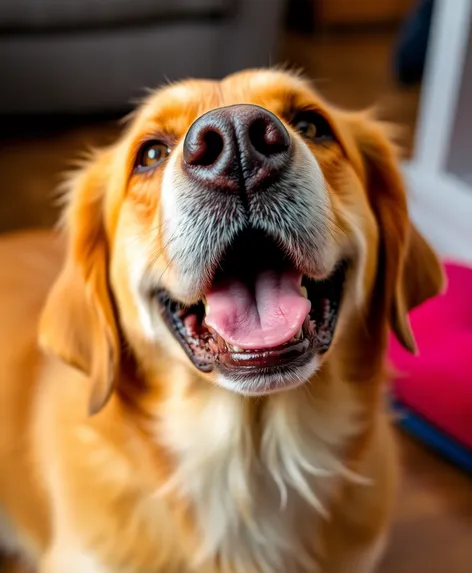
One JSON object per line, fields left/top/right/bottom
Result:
{"left": 205, "top": 270, "right": 311, "bottom": 350}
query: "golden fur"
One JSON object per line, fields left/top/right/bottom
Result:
{"left": 0, "top": 69, "right": 444, "bottom": 573}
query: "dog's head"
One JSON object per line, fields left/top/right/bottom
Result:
{"left": 39, "top": 70, "right": 444, "bottom": 413}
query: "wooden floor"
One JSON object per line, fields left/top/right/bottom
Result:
{"left": 382, "top": 431, "right": 472, "bottom": 572}
{"left": 0, "top": 29, "right": 471, "bottom": 573}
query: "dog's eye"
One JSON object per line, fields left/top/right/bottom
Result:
{"left": 135, "top": 141, "right": 170, "bottom": 171}
{"left": 293, "top": 112, "right": 334, "bottom": 143}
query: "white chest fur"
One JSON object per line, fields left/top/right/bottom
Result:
{"left": 158, "top": 381, "right": 364, "bottom": 573}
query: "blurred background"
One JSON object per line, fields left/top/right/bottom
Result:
{"left": 0, "top": 1, "right": 471, "bottom": 571}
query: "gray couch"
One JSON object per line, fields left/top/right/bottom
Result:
{"left": 0, "top": 0, "right": 285, "bottom": 114}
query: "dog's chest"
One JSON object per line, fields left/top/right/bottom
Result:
{"left": 159, "top": 389, "right": 361, "bottom": 573}
{"left": 178, "top": 454, "right": 327, "bottom": 573}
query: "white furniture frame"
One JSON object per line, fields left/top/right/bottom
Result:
{"left": 404, "top": 0, "right": 472, "bottom": 264}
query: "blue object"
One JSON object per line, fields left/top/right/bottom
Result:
{"left": 393, "top": 400, "right": 472, "bottom": 474}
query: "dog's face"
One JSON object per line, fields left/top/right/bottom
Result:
{"left": 39, "top": 70, "right": 444, "bottom": 413}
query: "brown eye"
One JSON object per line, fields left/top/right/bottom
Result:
{"left": 295, "top": 119, "right": 317, "bottom": 139}
{"left": 293, "top": 112, "right": 334, "bottom": 143}
{"left": 135, "top": 141, "right": 170, "bottom": 171}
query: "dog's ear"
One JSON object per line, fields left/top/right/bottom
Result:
{"left": 347, "top": 114, "right": 445, "bottom": 353}
{"left": 390, "top": 223, "right": 445, "bottom": 351}
{"left": 39, "top": 149, "right": 120, "bottom": 414}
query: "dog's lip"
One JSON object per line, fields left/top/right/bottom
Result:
{"left": 217, "top": 336, "right": 312, "bottom": 370}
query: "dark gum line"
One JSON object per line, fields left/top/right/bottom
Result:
{"left": 217, "top": 338, "right": 311, "bottom": 369}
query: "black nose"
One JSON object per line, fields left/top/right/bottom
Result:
{"left": 183, "top": 104, "right": 291, "bottom": 193}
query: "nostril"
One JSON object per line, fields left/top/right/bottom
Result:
{"left": 248, "top": 118, "right": 290, "bottom": 157}
{"left": 199, "top": 130, "right": 224, "bottom": 166}
{"left": 184, "top": 128, "right": 224, "bottom": 167}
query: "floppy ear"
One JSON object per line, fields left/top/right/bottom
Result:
{"left": 348, "top": 114, "right": 445, "bottom": 353}
{"left": 390, "top": 223, "right": 445, "bottom": 352}
{"left": 39, "top": 150, "right": 120, "bottom": 414}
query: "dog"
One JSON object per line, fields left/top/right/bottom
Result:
{"left": 0, "top": 69, "right": 444, "bottom": 573}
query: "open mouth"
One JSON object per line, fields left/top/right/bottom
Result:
{"left": 154, "top": 230, "right": 347, "bottom": 391}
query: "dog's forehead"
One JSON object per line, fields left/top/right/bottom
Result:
{"left": 222, "top": 69, "right": 320, "bottom": 113}
{"left": 134, "top": 70, "right": 326, "bottom": 134}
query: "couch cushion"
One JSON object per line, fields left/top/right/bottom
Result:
{"left": 0, "top": 0, "right": 231, "bottom": 31}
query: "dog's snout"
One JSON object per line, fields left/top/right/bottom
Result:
{"left": 183, "top": 104, "right": 291, "bottom": 193}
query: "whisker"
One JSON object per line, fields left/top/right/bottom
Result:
{"left": 156, "top": 255, "right": 176, "bottom": 286}
{"left": 129, "top": 220, "right": 172, "bottom": 246}
{"left": 147, "top": 231, "right": 179, "bottom": 272}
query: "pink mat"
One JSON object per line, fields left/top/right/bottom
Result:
{"left": 389, "top": 262, "right": 472, "bottom": 450}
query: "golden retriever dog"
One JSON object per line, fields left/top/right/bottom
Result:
{"left": 0, "top": 69, "right": 443, "bottom": 573}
